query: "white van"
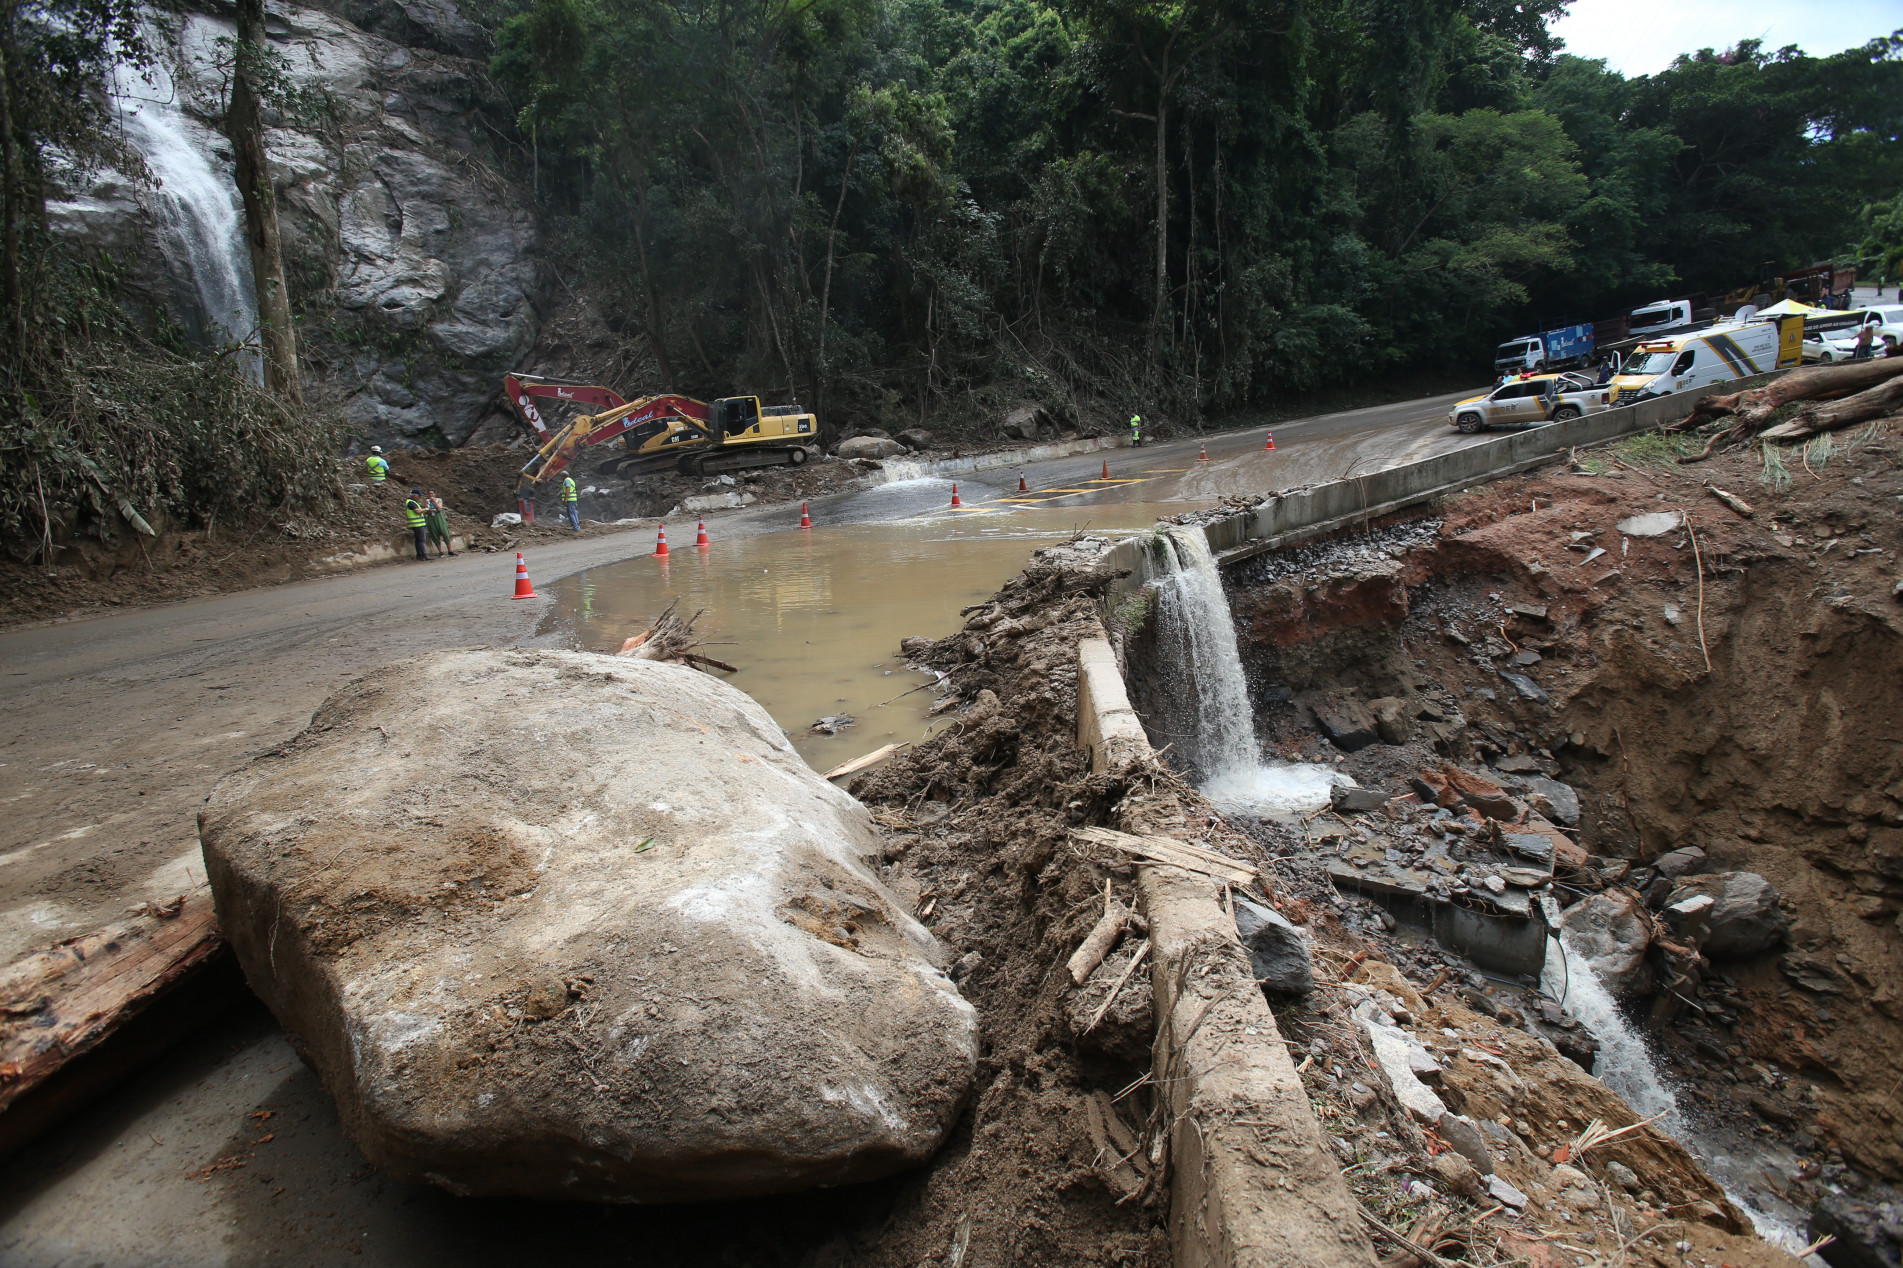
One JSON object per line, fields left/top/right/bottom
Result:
{"left": 1609, "top": 322, "right": 1782, "bottom": 402}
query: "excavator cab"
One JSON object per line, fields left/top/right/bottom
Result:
{"left": 711, "top": 397, "right": 761, "bottom": 439}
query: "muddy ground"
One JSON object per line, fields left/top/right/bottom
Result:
{"left": 1114, "top": 419, "right": 1900, "bottom": 1263}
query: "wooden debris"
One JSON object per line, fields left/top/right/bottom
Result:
{"left": 1763, "top": 371, "right": 1903, "bottom": 441}
{"left": 1703, "top": 483, "right": 1754, "bottom": 517}
{"left": 822, "top": 743, "right": 903, "bottom": 781}
{"left": 1068, "top": 886, "right": 1128, "bottom": 985}
{"left": 616, "top": 597, "right": 738, "bottom": 673}
{"left": 1082, "top": 942, "right": 1150, "bottom": 1034}
{"left": 1069, "top": 826, "right": 1258, "bottom": 886}
{"left": 0, "top": 890, "right": 225, "bottom": 1144}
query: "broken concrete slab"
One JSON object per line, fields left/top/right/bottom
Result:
{"left": 199, "top": 648, "right": 978, "bottom": 1202}
{"left": 1670, "top": 872, "right": 1788, "bottom": 960}
{"left": 1359, "top": 1015, "right": 1445, "bottom": 1124}
{"left": 1233, "top": 897, "right": 1316, "bottom": 995}
{"left": 1330, "top": 783, "right": 1390, "bottom": 813}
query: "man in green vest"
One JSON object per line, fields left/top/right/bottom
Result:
{"left": 366, "top": 445, "right": 389, "bottom": 482}
{"left": 562, "top": 474, "right": 580, "bottom": 531}
{"left": 404, "top": 488, "right": 430, "bottom": 560}
{"left": 1129, "top": 414, "right": 1142, "bottom": 448}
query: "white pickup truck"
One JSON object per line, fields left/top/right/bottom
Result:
{"left": 1447, "top": 373, "right": 1614, "bottom": 433}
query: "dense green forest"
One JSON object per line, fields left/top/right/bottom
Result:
{"left": 487, "top": 0, "right": 1903, "bottom": 425}
{"left": 1, "top": 0, "right": 1901, "bottom": 547}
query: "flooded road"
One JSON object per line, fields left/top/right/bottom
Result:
{"left": 548, "top": 492, "right": 1175, "bottom": 768}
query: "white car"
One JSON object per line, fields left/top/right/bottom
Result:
{"left": 1803, "top": 305, "right": 1903, "bottom": 362}
{"left": 1448, "top": 373, "right": 1614, "bottom": 433}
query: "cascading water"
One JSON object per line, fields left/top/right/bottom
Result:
{"left": 1150, "top": 526, "right": 1345, "bottom": 816}
{"left": 109, "top": 41, "right": 261, "bottom": 377}
{"left": 1541, "top": 930, "right": 1681, "bottom": 1125}
{"left": 1543, "top": 929, "right": 1816, "bottom": 1255}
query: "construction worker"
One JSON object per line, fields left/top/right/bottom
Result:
{"left": 403, "top": 488, "right": 430, "bottom": 560}
{"left": 424, "top": 489, "right": 454, "bottom": 557}
{"left": 365, "top": 446, "right": 389, "bottom": 483}
{"left": 561, "top": 474, "right": 580, "bottom": 531}
{"left": 1129, "top": 414, "right": 1142, "bottom": 448}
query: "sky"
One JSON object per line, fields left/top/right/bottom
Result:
{"left": 1549, "top": 0, "right": 1902, "bottom": 78}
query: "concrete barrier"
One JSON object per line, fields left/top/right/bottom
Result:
{"left": 1075, "top": 635, "right": 1377, "bottom": 1268}
{"left": 1101, "top": 374, "right": 1781, "bottom": 597}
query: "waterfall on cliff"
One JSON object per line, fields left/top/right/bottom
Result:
{"left": 1151, "top": 526, "right": 1344, "bottom": 816}
{"left": 110, "top": 47, "right": 261, "bottom": 377}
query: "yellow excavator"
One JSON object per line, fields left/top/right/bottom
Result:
{"left": 510, "top": 386, "right": 817, "bottom": 492}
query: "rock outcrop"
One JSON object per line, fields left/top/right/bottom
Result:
{"left": 199, "top": 648, "right": 977, "bottom": 1201}
{"left": 49, "top": 0, "right": 540, "bottom": 449}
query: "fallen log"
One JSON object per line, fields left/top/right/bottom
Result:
{"left": 1070, "top": 825, "right": 1259, "bottom": 886}
{"left": 1704, "top": 484, "right": 1755, "bottom": 517}
{"left": 1760, "top": 373, "right": 1903, "bottom": 441}
{"left": 1679, "top": 358, "right": 1903, "bottom": 460}
{"left": 0, "top": 890, "right": 228, "bottom": 1153}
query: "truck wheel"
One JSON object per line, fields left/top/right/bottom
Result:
{"left": 788, "top": 446, "right": 808, "bottom": 466}
{"left": 1456, "top": 413, "right": 1484, "bottom": 434}
{"left": 1553, "top": 405, "right": 1582, "bottom": 421}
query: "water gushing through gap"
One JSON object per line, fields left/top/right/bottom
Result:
{"left": 1150, "top": 526, "right": 1344, "bottom": 816}
{"left": 1541, "top": 930, "right": 1681, "bottom": 1127}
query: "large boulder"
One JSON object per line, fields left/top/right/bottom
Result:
{"left": 1667, "top": 872, "right": 1788, "bottom": 960}
{"left": 835, "top": 435, "right": 907, "bottom": 459}
{"left": 1558, "top": 888, "right": 1653, "bottom": 995}
{"left": 1233, "top": 897, "right": 1315, "bottom": 995}
{"left": 999, "top": 404, "right": 1054, "bottom": 441}
{"left": 199, "top": 648, "right": 977, "bottom": 1202}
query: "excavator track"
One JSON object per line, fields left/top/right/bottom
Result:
{"left": 678, "top": 446, "right": 810, "bottom": 477}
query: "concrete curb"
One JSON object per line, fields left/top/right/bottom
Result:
{"left": 1076, "top": 635, "right": 1377, "bottom": 1268}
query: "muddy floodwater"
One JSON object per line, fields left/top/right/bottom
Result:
{"left": 546, "top": 496, "right": 1176, "bottom": 768}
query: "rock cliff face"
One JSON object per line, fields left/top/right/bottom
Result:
{"left": 48, "top": 0, "right": 540, "bottom": 449}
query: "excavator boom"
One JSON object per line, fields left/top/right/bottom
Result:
{"left": 518, "top": 394, "right": 714, "bottom": 489}
{"left": 501, "top": 374, "right": 632, "bottom": 439}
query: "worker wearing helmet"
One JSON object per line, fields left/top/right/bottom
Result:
{"left": 366, "top": 446, "right": 389, "bottom": 483}
{"left": 1129, "top": 414, "right": 1142, "bottom": 448}
{"left": 562, "top": 475, "right": 580, "bottom": 531}
{"left": 403, "top": 488, "right": 430, "bottom": 560}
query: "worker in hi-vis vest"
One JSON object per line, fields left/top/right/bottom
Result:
{"left": 403, "top": 489, "right": 430, "bottom": 560}
{"left": 1129, "top": 414, "right": 1142, "bottom": 448}
{"left": 365, "top": 446, "right": 389, "bottom": 482}
{"left": 561, "top": 475, "right": 580, "bottom": 531}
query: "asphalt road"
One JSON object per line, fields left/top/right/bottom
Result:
{"left": 0, "top": 384, "right": 1484, "bottom": 968}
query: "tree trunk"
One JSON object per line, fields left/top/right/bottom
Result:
{"left": 1148, "top": 87, "right": 1168, "bottom": 363}
{"left": 228, "top": 0, "right": 301, "bottom": 404}
{"left": 627, "top": 178, "right": 674, "bottom": 390}
{"left": 0, "top": 32, "right": 22, "bottom": 371}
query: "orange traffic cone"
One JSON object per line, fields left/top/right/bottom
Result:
{"left": 654, "top": 523, "right": 670, "bottom": 558}
{"left": 1018, "top": 472, "right": 1028, "bottom": 492}
{"left": 1100, "top": 460, "right": 1110, "bottom": 480}
{"left": 950, "top": 483, "right": 964, "bottom": 508}
{"left": 1264, "top": 432, "right": 1276, "bottom": 451}
{"left": 1199, "top": 442, "right": 1208, "bottom": 461}
{"left": 695, "top": 519, "right": 709, "bottom": 548}
{"left": 799, "top": 502, "right": 812, "bottom": 529}
{"left": 511, "top": 552, "right": 536, "bottom": 599}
